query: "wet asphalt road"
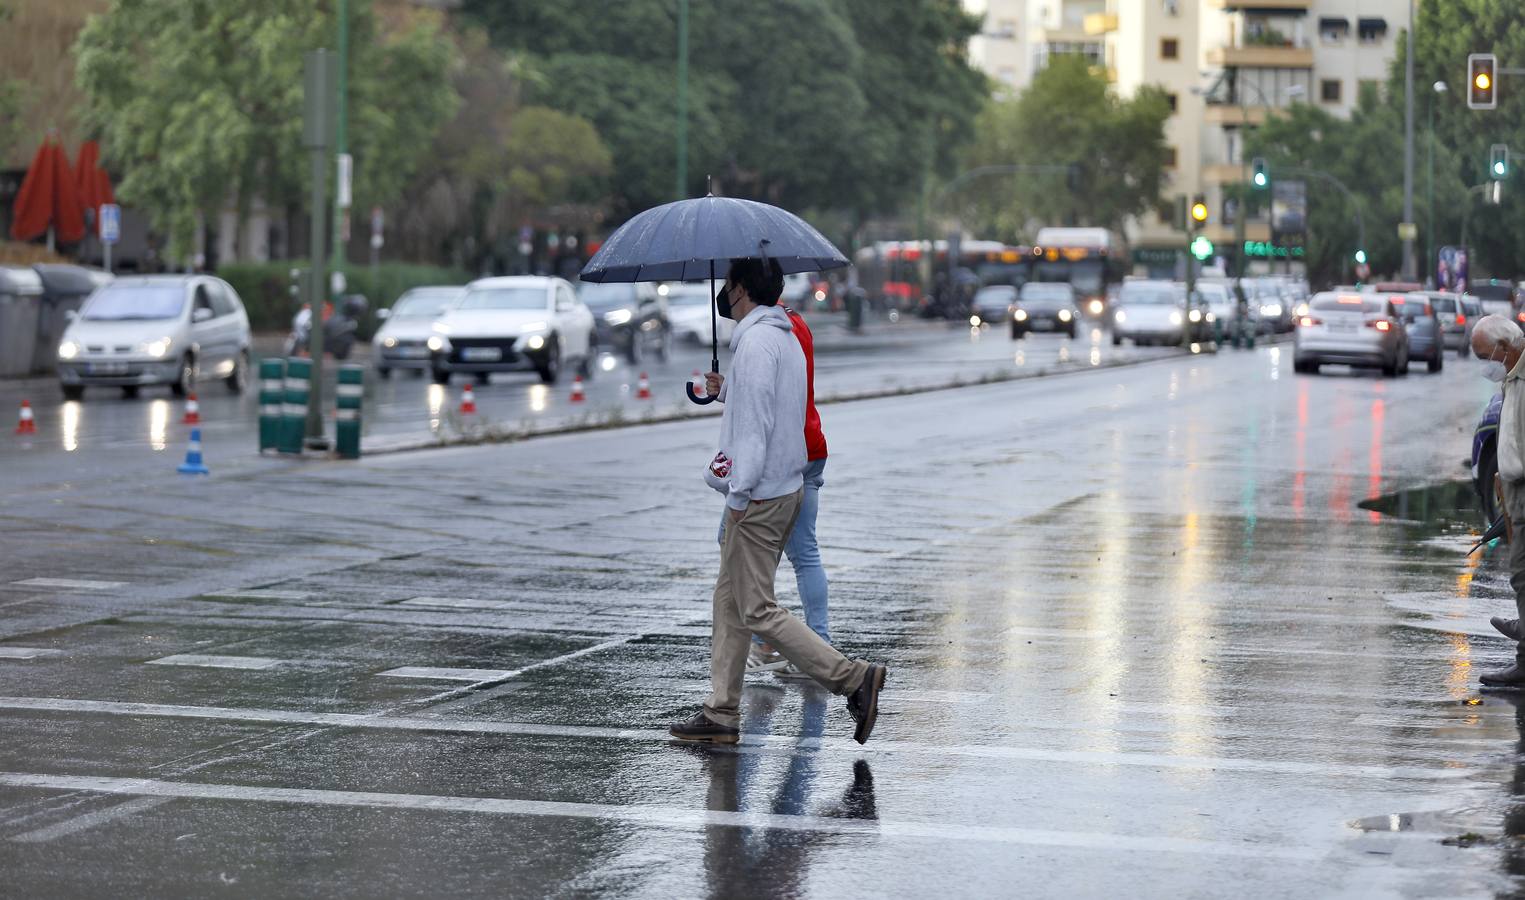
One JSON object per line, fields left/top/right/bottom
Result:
{"left": 1, "top": 330, "right": 1520, "bottom": 897}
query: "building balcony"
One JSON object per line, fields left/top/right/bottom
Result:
{"left": 1206, "top": 45, "right": 1313, "bottom": 68}
{"left": 1208, "top": 0, "right": 1310, "bottom": 8}
{"left": 1083, "top": 13, "right": 1118, "bottom": 35}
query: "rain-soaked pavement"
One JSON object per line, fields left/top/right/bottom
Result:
{"left": 2, "top": 330, "right": 1521, "bottom": 897}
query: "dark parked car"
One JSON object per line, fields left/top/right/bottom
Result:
{"left": 1395, "top": 293, "right": 1444, "bottom": 373}
{"left": 578, "top": 281, "right": 670, "bottom": 364}
{"left": 969, "top": 285, "right": 1016, "bottom": 329}
{"left": 1011, "top": 282, "right": 1079, "bottom": 338}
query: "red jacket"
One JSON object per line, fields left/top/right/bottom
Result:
{"left": 785, "top": 307, "right": 828, "bottom": 461}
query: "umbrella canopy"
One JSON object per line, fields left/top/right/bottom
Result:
{"left": 580, "top": 195, "right": 848, "bottom": 284}
{"left": 10, "top": 137, "right": 84, "bottom": 244}
{"left": 74, "top": 140, "right": 115, "bottom": 216}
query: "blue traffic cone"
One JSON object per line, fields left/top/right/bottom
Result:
{"left": 177, "top": 427, "right": 210, "bottom": 475}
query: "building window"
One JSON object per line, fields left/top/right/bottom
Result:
{"left": 1164, "top": 147, "right": 1177, "bottom": 168}
{"left": 1321, "top": 79, "right": 1342, "bottom": 103}
{"left": 1357, "top": 18, "right": 1388, "bottom": 44}
{"left": 1166, "top": 92, "right": 1178, "bottom": 112}
{"left": 995, "top": 18, "right": 1018, "bottom": 39}
{"left": 1161, "top": 37, "right": 1179, "bottom": 60}
{"left": 1319, "top": 17, "right": 1349, "bottom": 43}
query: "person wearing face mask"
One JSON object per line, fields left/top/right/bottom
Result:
{"left": 1472, "top": 315, "right": 1525, "bottom": 686}
{"left": 669, "top": 256, "right": 887, "bottom": 746}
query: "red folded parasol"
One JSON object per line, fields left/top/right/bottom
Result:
{"left": 10, "top": 136, "right": 85, "bottom": 244}
{"left": 75, "top": 140, "right": 115, "bottom": 218}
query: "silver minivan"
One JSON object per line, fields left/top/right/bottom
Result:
{"left": 56, "top": 275, "right": 252, "bottom": 400}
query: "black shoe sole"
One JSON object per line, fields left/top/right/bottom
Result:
{"left": 853, "top": 665, "right": 886, "bottom": 745}
{"left": 668, "top": 728, "right": 739, "bottom": 745}
{"left": 1492, "top": 617, "right": 1521, "bottom": 641}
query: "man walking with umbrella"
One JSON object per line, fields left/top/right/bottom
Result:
{"left": 669, "top": 257, "right": 887, "bottom": 745}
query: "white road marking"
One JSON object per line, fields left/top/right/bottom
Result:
{"left": 11, "top": 578, "right": 125, "bottom": 590}
{"left": 205, "top": 590, "right": 313, "bottom": 601}
{"left": 0, "top": 771, "right": 1321, "bottom": 860}
{"left": 147, "top": 655, "right": 283, "bottom": 670}
{"left": 0, "top": 648, "right": 62, "bottom": 660}
{"left": 379, "top": 667, "right": 514, "bottom": 682}
{"left": 0, "top": 696, "right": 1466, "bottom": 782}
{"left": 399, "top": 598, "right": 514, "bottom": 610}
{"left": 9, "top": 797, "right": 170, "bottom": 843}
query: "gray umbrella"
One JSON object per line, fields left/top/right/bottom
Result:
{"left": 580, "top": 195, "right": 848, "bottom": 403}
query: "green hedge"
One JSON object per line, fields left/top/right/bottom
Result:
{"left": 219, "top": 260, "right": 470, "bottom": 337}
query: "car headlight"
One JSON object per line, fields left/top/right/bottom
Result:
{"left": 383, "top": 336, "right": 398, "bottom": 348}
{"left": 426, "top": 335, "right": 448, "bottom": 352}
{"left": 526, "top": 335, "right": 546, "bottom": 350}
{"left": 1169, "top": 311, "right": 1184, "bottom": 326}
{"left": 1188, "top": 309, "right": 1202, "bottom": 323}
{"left": 1114, "top": 309, "right": 1126, "bottom": 324}
{"left": 1058, "top": 309, "right": 1072, "bottom": 322}
{"left": 1014, "top": 309, "right": 1028, "bottom": 322}
{"left": 603, "top": 309, "right": 633, "bottom": 326}
{"left": 58, "top": 340, "right": 80, "bottom": 360}
{"left": 1261, "top": 303, "right": 1283, "bottom": 317}
{"left": 1206, "top": 312, "right": 1216, "bottom": 323}
{"left": 1088, "top": 299, "right": 1104, "bottom": 315}
{"left": 969, "top": 314, "right": 982, "bottom": 327}
{"left": 141, "top": 337, "right": 172, "bottom": 358}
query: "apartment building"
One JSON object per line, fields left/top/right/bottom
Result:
{"left": 967, "top": 0, "right": 1408, "bottom": 273}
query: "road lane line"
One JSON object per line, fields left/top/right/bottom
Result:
{"left": 399, "top": 598, "right": 515, "bottom": 610}
{"left": 0, "top": 648, "right": 62, "bottom": 660}
{"left": 379, "top": 667, "right": 514, "bottom": 682}
{"left": 9, "top": 578, "right": 126, "bottom": 590}
{"left": 205, "top": 590, "right": 314, "bottom": 601}
{"left": 0, "top": 697, "right": 1467, "bottom": 782}
{"left": 0, "top": 771, "right": 1321, "bottom": 860}
{"left": 146, "top": 655, "right": 283, "bottom": 670}
{"left": 9, "top": 797, "right": 171, "bottom": 843}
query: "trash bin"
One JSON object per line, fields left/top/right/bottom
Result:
{"left": 31, "top": 264, "right": 112, "bottom": 374}
{"left": 846, "top": 288, "right": 865, "bottom": 332}
{"left": 0, "top": 267, "right": 44, "bottom": 377}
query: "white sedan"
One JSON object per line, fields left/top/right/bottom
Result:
{"left": 428, "top": 276, "right": 595, "bottom": 384}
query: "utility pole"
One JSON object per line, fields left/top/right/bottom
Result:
{"left": 303, "top": 49, "right": 336, "bottom": 449}
{"left": 675, "top": 0, "right": 688, "bottom": 200}
{"left": 330, "top": 0, "right": 350, "bottom": 296}
{"left": 1400, "top": 0, "right": 1417, "bottom": 279}
{"left": 1427, "top": 81, "right": 1446, "bottom": 285}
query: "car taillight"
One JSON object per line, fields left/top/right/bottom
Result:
{"left": 1298, "top": 316, "right": 1321, "bottom": 327}
{"left": 1368, "top": 319, "right": 1392, "bottom": 332}
{"left": 1456, "top": 313, "right": 1467, "bottom": 325}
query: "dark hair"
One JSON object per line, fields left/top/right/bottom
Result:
{"left": 727, "top": 257, "right": 784, "bottom": 306}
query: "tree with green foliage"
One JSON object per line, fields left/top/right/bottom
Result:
{"left": 0, "top": 1, "right": 23, "bottom": 167}
{"left": 959, "top": 56, "right": 1172, "bottom": 240}
{"left": 461, "top": 0, "right": 986, "bottom": 233}
{"left": 73, "top": 0, "right": 457, "bottom": 260}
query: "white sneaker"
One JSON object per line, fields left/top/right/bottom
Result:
{"left": 746, "top": 644, "right": 788, "bottom": 674}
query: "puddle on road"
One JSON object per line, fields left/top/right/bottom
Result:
{"left": 1359, "top": 481, "right": 1484, "bottom": 536}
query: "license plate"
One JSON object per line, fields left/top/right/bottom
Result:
{"left": 1329, "top": 324, "right": 1355, "bottom": 333}
{"left": 87, "top": 362, "right": 129, "bottom": 375}
{"left": 461, "top": 348, "right": 502, "bottom": 362}
{"left": 393, "top": 347, "right": 428, "bottom": 359}
{"left": 1032, "top": 320, "right": 1053, "bottom": 331}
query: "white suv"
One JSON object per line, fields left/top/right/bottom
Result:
{"left": 428, "top": 276, "right": 596, "bottom": 384}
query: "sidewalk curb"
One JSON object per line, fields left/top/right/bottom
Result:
{"left": 360, "top": 342, "right": 1239, "bottom": 457}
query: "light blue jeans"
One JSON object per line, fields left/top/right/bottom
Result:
{"left": 718, "top": 458, "right": 830, "bottom": 644}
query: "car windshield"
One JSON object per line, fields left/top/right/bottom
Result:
{"left": 1019, "top": 284, "right": 1070, "bottom": 304}
{"left": 1393, "top": 298, "right": 1432, "bottom": 315}
{"left": 579, "top": 282, "right": 640, "bottom": 311}
{"left": 1312, "top": 295, "right": 1385, "bottom": 314}
{"left": 974, "top": 287, "right": 1016, "bottom": 306}
{"left": 392, "top": 290, "right": 458, "bottom": 317}
{"left": 1428, "top": 297, "right": 1457, "bottom": 314}
{"left": 1198, "top": 286, "right": 1230, "bottom": 304}
{"left": 82, "top": 284, "right": 185, "bottom": 321}
{"left": 457, "top": 288, "right": 546, "bottom": 311}
{"left": 1119, "top": 285, "right": 1176, "bottom": 305}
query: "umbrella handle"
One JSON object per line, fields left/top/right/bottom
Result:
{"left": 686, "top": 383, "right": 718, "bottom": 405}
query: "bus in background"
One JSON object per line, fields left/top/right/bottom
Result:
{"left": 855, "top": 240, "right": 1029, "bottom": 316}
{"left": 1029, "top": 227, "right": 1126, "bottom": 319}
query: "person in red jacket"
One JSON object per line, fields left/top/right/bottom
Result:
{"left": 712, "top": 305, "right": 831, "bottom": 676}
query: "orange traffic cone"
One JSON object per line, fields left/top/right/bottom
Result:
{"left": 460, "top": 384, "right": 477, "bottom": 415}
{"left": 636, "top": 372, "right": 652, "bottom": 400}
{"left": 570, "top": 376, "right": 586, "bottom": 403}
{"left": 181, "top": 393, "right": 201, "bottom": 425}
{"left": 15, "top": 400, "right": 36, "bottom": 435}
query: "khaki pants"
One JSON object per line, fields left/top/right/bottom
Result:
{"left": 703, "top": 490, "right": 869, "bottom": 727}
{"left": 1506, "top": 480, "right": 1525, "bottom": 662}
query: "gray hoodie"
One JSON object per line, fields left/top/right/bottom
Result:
{"left": 703, "top": 304, "right": 807, "bottom": 511}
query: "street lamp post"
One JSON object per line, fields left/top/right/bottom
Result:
{"left": 1427, "top": 81, "right": 1447, "bottom": 286}
{"left": 1401, "top": 0, "right": 1417, "bottom": 280}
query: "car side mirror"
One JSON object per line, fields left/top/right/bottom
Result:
{"left": 376, "top": 308, "right": 391, "bottom": 321}
{"left": 193, "top": 307, "right": 214, "bottom": 323}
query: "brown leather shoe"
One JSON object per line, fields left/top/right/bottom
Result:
{"left": 669, "top": 709, "right": 739, "bottom": 744}
{"left": 846, "top": 664, "right": 887, "bottom": 744}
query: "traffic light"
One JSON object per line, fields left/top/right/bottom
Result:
{"left": 1354, "top": 249, "right": 1367, "bottom": 265}
{"left": 1491, "top": 143, "right": 1510, "bottom": 179}
{"left": 1190, "top": 195, "right": 1208, "bottom": 226}
{"left": 1469, "top": 53, "right": 1498, "bottom": 110}
{"left": 1251, "top": 157, "right": 1269, "bottom": 189}
{"left": 1190, "top": 235, "right": 1214, "bottom": 261}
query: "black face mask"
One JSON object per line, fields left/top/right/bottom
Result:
{"left": 716, "top": 283, "right": 735, "bottom": 320}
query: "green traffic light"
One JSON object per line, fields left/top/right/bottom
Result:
{"left": 1495, "top": 161, "right": 1508, "bottom": 176}
{"left": 1253, "top": 173, "right": 1267, "bottom": 188}
{"left": 1354, "top": 249, "right": 1367, "bottom": 264}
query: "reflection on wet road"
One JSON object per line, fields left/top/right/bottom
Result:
{"left": 3, "top": 331, "right": 1524, "bottom": 896}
